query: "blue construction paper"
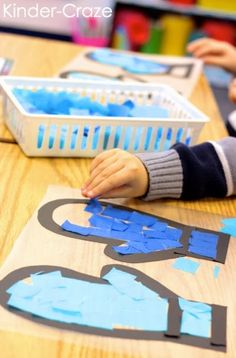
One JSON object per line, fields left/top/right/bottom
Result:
{"left": 126, "top": 222, "right": 143, "bottom": 233}
{"left": 112, "top": 244, "right": 141, "bottom": 255}
{"left": 188, "top": 245, "right": 217, "bottom": 259}
{"left": 62, "top": 202, "right": 183, "bottom": 255}
{"left": 107, "top": 103, "right": 131, "bottom": 117}
{"left": 190, "top": 230, "right": 219, "bottom": 245}
{"left": 220, "top": 217, "right": 236, "bottom": 236}
{"left": 6, "top": 281, "right": 41, "bottom": 298}
{"left": 173, "top": 257, "right": 200, "bottom": 274}
{"left": 148, "top": 221, "right": 168, "bottom": 232}
{"left": 69, "top": 108, "right": 90, "bottom": 116}
{"left": 13, "top": 87, "right": 167, "bottom": 120}
{"left": 123, "top": 100, "right": 135, "bottom": 110}
{"left": 130, "top": 105, "right": 169, "bottom": 118}
{"left": 7, "top": 267, "right": 213, "bottom": 338}
{"left": 127, "top": 241, "right": 152, "bottom": 254}
{"left": 89, "top": 214, "right": 114, "bottom": 230}
{"left": 108, "top": 230, "right": 131, "bottom": 241}
{"left": 89, "top": 227, "right": 112, "bottom": 239}
{"left": 61, "top": 220, "right": 91, "bottom": 236}
{"left": 102, "top": 205, "right": 132, "bottom": 220}
{"left": 111, "top": 220, "right": 128, "bottom": 232}
{"left": 220, "top": 226, "right": 236, "bottom": 237}
{"left": 145, "top": 239, "right": 182, "bottom": 251}
{"left": 213, "top": 265, "right": 220, "bottom": 279}
{"left": 7, "top": 268, "right": 169, "bottom": 332}
{"left": 143, "top": 230, "right": 168, "bottom": 239}
{"left": 188, "top": 230, "right": 218, "bottom": 259}
{"left": 189, "top": 237, "right": 217, "bottom": 248}
{"left": 179, "top": 298, "right": 211, "bottom": 338}
{"left": 221, "top": 217, "right": 236, "bottom": 226}
{"left": 129, "top": 211, "right": 157, "bottom": 227}
{"left": 84, "top": 198, "right": 103, "bottom": 214}
{"left": 165, "top": 227, "right": 183, "bottom": 241}
{"left": 89, "top": 49, "right": 169, "bottom": 75}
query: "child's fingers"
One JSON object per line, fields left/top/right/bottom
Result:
{"left": 191, "top": 42, "right": 222, "bottom": 58}
{"left": 85, "top": 168, "right": 132, "bottom": 198}
{"left": 88, "top": 156, "right": 122, "bottom": 184}
{"left": 84, "top": 161, "right": 124, "bottom": 192}
{"left": 201, "top": 55, "right": 226, "bottom": 67}
{"left": 90, "top": 149, "right": 118, "bottom": 173}
{"left": 187, "top": 38, "right": 212, "bottom": 52}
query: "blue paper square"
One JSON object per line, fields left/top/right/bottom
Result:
{"left": 173, "top": 257, "right": 200, "bottom": 274}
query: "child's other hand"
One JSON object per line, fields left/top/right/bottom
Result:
{"left": 229, "top": 78, "right": 236, "bottom": 104}
{"left": 187, "top": 38, "right": 236, "bottom": 73}
{"left": 81, "top": 149, "right": 148, "bottom": 199}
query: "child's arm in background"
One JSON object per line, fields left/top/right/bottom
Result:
{"left": 81, "top": 137, "right": 236, "bottom": 200}
{"left": 187, "top": 38, "right": 236, "bottom": 73}
{"left": 229, "top": 78, "right": 236, "bottom": 104}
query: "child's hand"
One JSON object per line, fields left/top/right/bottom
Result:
{"left": 187, "top": 38, "right": 236, "bottom": 73}
{"left": 229, "top": 78, "right": 236, "bottom": 104}
{"left": 81, "top": 149, "right": 149, "bottom": 199}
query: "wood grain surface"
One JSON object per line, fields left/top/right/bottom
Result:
{"left": 0, "top": 34, "right": 235, "bottom": 358}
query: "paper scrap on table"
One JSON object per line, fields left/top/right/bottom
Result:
{"left": 220, "top": 218, "right": 236, "bottom": 237}
{"left": 213, "top": 265, "right": 220, "bottom": 279}
{"left": 173, "top": 257, "right": 200, "bottom": 274}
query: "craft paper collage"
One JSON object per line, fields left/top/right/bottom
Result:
{"left": 58, "top": 47, "right": 203, "bottom": 97}
{"left": 0, "top": 186, "right": 234, "bottom": 357}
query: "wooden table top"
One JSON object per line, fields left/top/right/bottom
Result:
{"left": 0, "top": 33, "right": 235, "bottom": 358}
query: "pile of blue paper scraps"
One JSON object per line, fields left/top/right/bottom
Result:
{"left": 12, "top": 88, "right": 169, "bottom": 118}
{"left": 61, "top": 199, "right": 221, "bottom": 260}
{"left": 6, "top": 267, "right": 212, "bottom": 338}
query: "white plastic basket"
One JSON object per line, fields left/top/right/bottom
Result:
{"left": 0, "top": 76, "right": 208, "bottom": 157}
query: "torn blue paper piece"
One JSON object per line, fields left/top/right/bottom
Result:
{"left": 213, "top": 265, "right": 220, "bottom": 279}
{"left": 113, "top": 244, "right": 142, "bottom": 255}
{"left": 89, "top": 214, "right": 128, "bottom": 232}
{"left": 221, "top": 218, "right": 236, "bottom": 226}
{"left": 188, "top": 230, "right": 219, "bottom": 259}
{"left": 220, "top": 218, "right": 236, "bottom": 237}
{"left": 220, "top": 226, "right": 236, "bottom": 237}
{"left": 179, "top": 298, "right": 211, "bottom": 338}
{"left": 148, "top": 221, "right": 168, "bottom": 232}
{"left": 84, "top": 199, "right": 103, "bottom": 214}
{"left": 190, "top": 230, "right": 219, "bottom": 244}
{"left": 145, "top": 239, "right": 182, "bottom": 251}
{"left": 173, "top": 257, "right": 200, "bottom": 274}
{"left": 130, "top": 105, "right": 168, "bottom": 118}
{"left": 89, "top": 214, "right": 114, "bottom": 230}
{"left": 62, "top": 220, "right": 91, "bottom": 236}
{"left": 188, "top": 246, "right": 217, "bottom": 259}
{"left": 107, "top": 103, "right": 131, "bottom": 117}
{"left": 126, "top": 222, "right": 143, "bottom": 233}
{"left": 143, "top": 230, "right": 168, "bottom": 239}
{"left": 102, "top": 205, "right": 132, "bottom": 220}
{"left": 129, "top": 211, "right": 157, "bottom": 227}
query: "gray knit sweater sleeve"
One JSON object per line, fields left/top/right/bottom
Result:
{"left": 136, "top": 150, "right": 183, "bottom": 200}
{"left": 136, "top": 136, "right": 236, "bottom": 201}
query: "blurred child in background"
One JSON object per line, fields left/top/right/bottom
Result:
{"left": 188, "top": 38, "right": 236, "bottom": 135}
